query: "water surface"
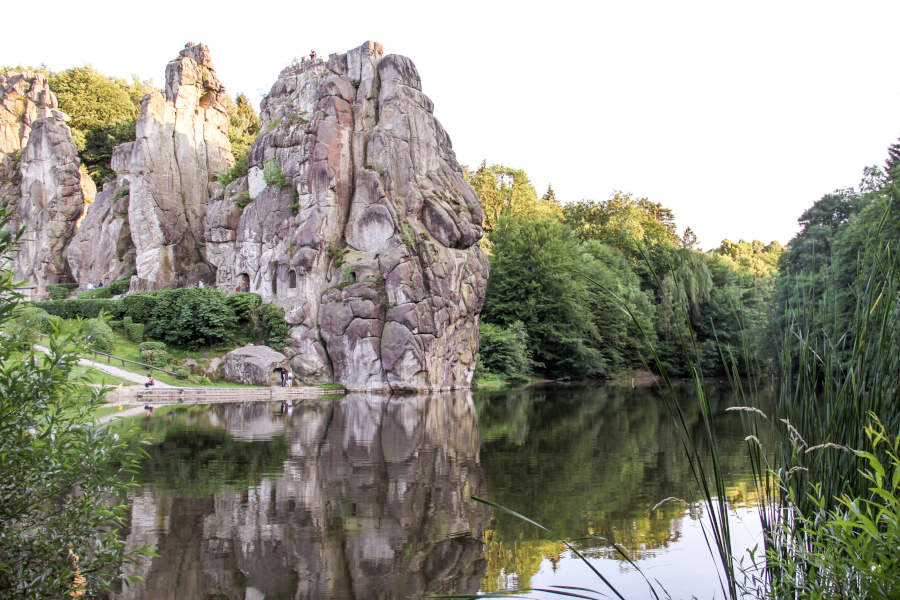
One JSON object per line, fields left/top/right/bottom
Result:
{"left": 114, "top": 384, "right": 766, "bottom": 599}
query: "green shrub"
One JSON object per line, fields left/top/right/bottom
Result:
{"left": 139, "top": 341, "right": 169, "bottom": 367}
{"left": 112, "top": 185, "right": 129, "bottom": 201}
{"left": 107, "top": 269, "right": 135, "bottom": 295}
{"left": 122, "top": 291, "right": 160, "bottom": 323}
{"left": 46, "top": 283, "right": 78, "bottom": 300}
{"left": 123, "top": 317, "right": 144, "bottom": 342}
{"left": 196, "top": 375, "right": 212, "bottom": 385}
{"left": 145, "top": 288, "right": 237, "bottom": 349}
{"left": 477, "top": 321, "right": 533, "bottom": 378}
{"left": 289, "top": 187, "right": 300, "bottom": 215}
{"left": 77, "top": 286, "right": 113, "bottom": 299}
{"left": 139, "top": 341, "right": 166, "bottom": 353}
{"left": 217, "top": 151, "right": 248, "bottom": 186}
{"left": 235, "top": 191, "right": 253, "bottom": 211}
{"left": 174, "top": 367, "right": 189, "bottom": 380}
{"left": 260, "top": 304, "right": 291, "bottom": 351}
{"left": 263, "top": 157, "right": 288, "bottom": 188}
{"left": 18, "top": 305, "right": 60, "bottom": 335}
{"left": 34, "top": 298, "right": 125, "bottom": 320}
{"left": 226, "top": 292, "right": 262, "bottom": 322}
{"left": 1, "top": 306, "right": 60, "bottom": 348}
{"left": 108, "top": 319, "right": 123, "bottom": 329}
{"left": 83, "top": 318, "right": 114, "bottom": 353}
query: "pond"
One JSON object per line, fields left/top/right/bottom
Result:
{"left": 112, "top": 384, "right": 768, "bottom": 600}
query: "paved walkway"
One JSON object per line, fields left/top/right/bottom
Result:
{"left": 34, "top": 344, "right": 172, "bottom": 387}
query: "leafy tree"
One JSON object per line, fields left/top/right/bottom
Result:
{"left": 224, "top": 93, "right": 260, "bottom": 161}
{"left": 482, "top": 215, "right": 604, "bottom": 378}
{"left": 49, "top": 66, "right": 154, "bottom": 183}
{"left": 467, "top": 162, "right": 561, "bottom": 237}
{"left": 477, "top": 321, "right": 532, "bottom": 379}
{"left": 0, "top": 209, "right": 147, "bottom": 597}
{"left": 562, "top": 192, "right": 679, "bottom": 251}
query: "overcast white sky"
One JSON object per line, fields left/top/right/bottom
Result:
{"left": 5, "top": 0, "right": 899, "bottom": 248}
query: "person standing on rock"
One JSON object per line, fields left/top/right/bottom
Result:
{"left": 280, "top": 368, "right": 286, "bottom": 387}
{"left": 287, "top": 370, "right": 294, "bottom": 387}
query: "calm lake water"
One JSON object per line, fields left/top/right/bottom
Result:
{"left": 112, "top": 384, "right": 768, "bottom": 600}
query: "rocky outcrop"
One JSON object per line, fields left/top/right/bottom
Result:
{"left": 66, "top": 143, "right": 135, "bottom": 285}
{"left": 6, "top": 110, "right": 95, "bottom": 296}
{"left": 115, "top": 392, "right": 489, "bottom": 600}
{"left": 115, "top": 43, "right": 232, "bottom": 290}
{"left": 206, "top": 42, "right": 489, "bottom": 391}
{"left": 1, "top": 72, "right": 82, "bottom": 297}
{"left": 0, "top": 70, "right": 56, "bottom": 165}
{"left": 221, "top": 344, "right": 288, "bottom": 385}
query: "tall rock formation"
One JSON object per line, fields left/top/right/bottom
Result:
{"left": 206, "top": 42, "right": 489, "bottom": 391}
{"left": 66, "top": 143, "right": 135, "bottom": 285}
{"left": 0, "top": 71, "right": 94, "bottom": 296}
{"left": 117, "top": 43, "right": 232, "bottom": 289}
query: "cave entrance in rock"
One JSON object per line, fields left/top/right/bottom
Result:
{"left": 271, "top": 267, "right": 278, "bottom": 295}
{"left": 272, "top": 368, "right": 285, "bottom": 386}
{"left": 288, "top": 269, "right": 296, "bottom": 289}
{"left": 237, "top": 273, "right": 250, "bottom": 292}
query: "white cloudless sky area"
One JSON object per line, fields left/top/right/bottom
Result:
{"left": 5, "top": 0, "right": 899, "bottom": 249}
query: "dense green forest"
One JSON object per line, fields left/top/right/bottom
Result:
{"left": 468, "top": 162, "right": 782, "bottom": 382}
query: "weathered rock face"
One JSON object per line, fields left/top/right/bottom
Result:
{"left": 221, "top": 344, "right": 288, "bottom": 385}
{"left": 117, "top": 43, "right": 232, "bottom": 290}
{"left": 7, "top": 111, "right": 95, "bottom": 296}
{"left": 206, "top": 42, "right": 489, "bottom": 391}
{"left": 0, "top": 70, "right": 56, "bottom": 159}
{"left": 67, "top": 143, "right": 135, "bottom": 285}
{"left": 115, "top": 392, "right": 489, "bottom": 600}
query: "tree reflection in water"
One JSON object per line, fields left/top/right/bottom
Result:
{"left": 475, "top": 383, "right": 771, "bottom": 593}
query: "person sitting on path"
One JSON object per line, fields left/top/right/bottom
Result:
{"left": 145, "top": 374, "right": 154, "bottom": 388}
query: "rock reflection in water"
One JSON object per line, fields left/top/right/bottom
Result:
{"left": 117, "top": 391, "right": 489, "bottom": 600}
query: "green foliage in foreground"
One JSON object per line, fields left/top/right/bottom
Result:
{"left": 0, "top": 210, "right": 148, "bottom": 597}
{"left": 756, "top": 417, "right": 900, "bottom": 599}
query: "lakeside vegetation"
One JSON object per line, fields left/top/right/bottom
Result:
{"left": 469, "top": 162, "right": 781, "bottom": 385}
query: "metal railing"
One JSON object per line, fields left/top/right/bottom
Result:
{"left": 87, "top": 348, "right": 178, "bottom": 377}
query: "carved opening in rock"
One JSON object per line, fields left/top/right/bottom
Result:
{"left": 271, "top": 368, "right": 284, "bottom": 386}
{"left": 288, "top": 269, "right": 296, "bottom": 289}
{"left": 270, "top": 264, "right": 277, "bottom": 295}
{"left": 237, "top": 273, "right": 250, "bottom": 292}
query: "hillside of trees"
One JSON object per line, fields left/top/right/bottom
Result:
{"left": 468, "top": 162, "right": 782, "bottom": 382}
